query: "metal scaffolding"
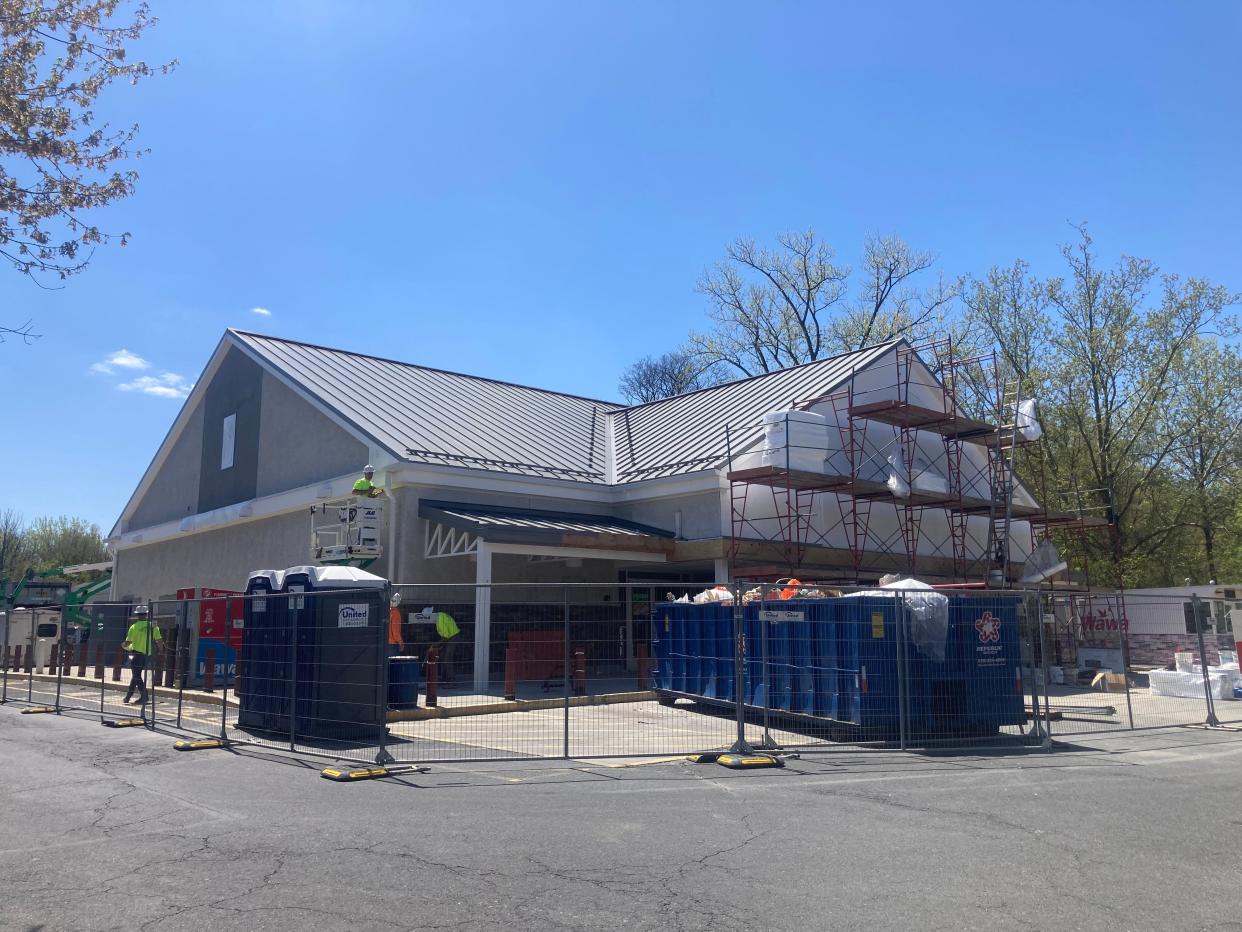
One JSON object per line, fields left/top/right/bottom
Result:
{"left": 725, "top": 339, "right": 1122, "bottom": 590}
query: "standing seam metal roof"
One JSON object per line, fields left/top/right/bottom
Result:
{"left": 229, "top": 330, "right": 894, "bottom": 487}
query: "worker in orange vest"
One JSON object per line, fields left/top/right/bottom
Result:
{"left": 388, "top": 591, "right": 406, "bottom": 656}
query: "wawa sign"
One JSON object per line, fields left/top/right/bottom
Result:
{"left": 974, "top": 611, "right": 1005, "bottom": 667}
{"left": 1079, "top": 605, "right": 1129, "bottom": 644}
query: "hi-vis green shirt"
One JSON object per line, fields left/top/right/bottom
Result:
{"left": 435, "top": 612, "right": 460, "bottom": 640}
{"left": 123, "top": 619, "right": 162, "bottom": 656}
{"left": 352, "top": 477, "right": 375, "bottom": 494}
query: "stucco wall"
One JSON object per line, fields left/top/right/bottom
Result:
{"left": 197, "top": 347, "right": 263, "bottom": 513}
{"left": 256, "top": 372, "right": 368, "bottom": 498}
{"left": 114, "top": 510, "right": 308, "bottom": 600}
{"left": 617, "top": 489, "right": 720, "bottom": 540}
{"left": 128, "top": 402, "right": 205, "bottom": 531}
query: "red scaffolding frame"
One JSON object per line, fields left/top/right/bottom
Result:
{"left": 725, "top": 338, "right": 1123, "bottom": 590}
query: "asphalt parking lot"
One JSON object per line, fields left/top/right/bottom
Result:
{"left": 3, "top": 703, "right": 1242, "bottom": 932}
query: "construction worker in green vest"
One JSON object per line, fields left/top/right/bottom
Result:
{"left": 429, "top": 610, "right": 460, "bottom": 686}
{"left": 352, "top": 464, "right": 385, "bottom": 498}
{"left": 122, "top": 604, "right": 162, "bottom": 706}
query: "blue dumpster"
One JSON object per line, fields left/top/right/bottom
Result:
{"left": 387, "top": 655, "right": 421, "bottom": 710}
{"left": 651, "top": 606, "right": 673, "bottom": 692}
{"left": 683, "top": 604, "right": 704, "bottom": 696}
{"left": 701, "top": 604, "right": 733, "bottom": 700}
{"left": 945, "top": 595, "right": 1025, "bottom": 733}
{"left": 835, "top": 595, "right": 934, "bottom": 736}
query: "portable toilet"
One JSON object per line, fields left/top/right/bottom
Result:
{"left": 280, "top": 565, "right": 388, "bottom": 743}
{"left": 237, "top": 570, "right": 287, "bottom": 733}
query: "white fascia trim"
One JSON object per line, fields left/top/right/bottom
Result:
{"left": 111, "top": 469, "right": 364, "bottom": 551}
{"left": 391, "top": 463, "right": 615, "bottom": 504}
{"left": 610, "top": 471, "right": 727, "bottom": 502}
{"left": 393, "top": 462, "right": 726, "bottom": 506}
{"left": 489, "top": 543, "right": 667, "bottom": 563}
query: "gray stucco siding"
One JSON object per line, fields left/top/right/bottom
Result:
{"left": 617, "top": 490, "right": 721, "bottom": 540}
{"left": 128, "top": 402, "right": 205, "bottom": 531}
{"left": 256, "top": 372, "right": 369, "bottom": 498}
{"left": 114, "top": 511, "right": 308, "bottom": 600}
{"left": 197, "top": 347, "right": 263, "bottom": 514}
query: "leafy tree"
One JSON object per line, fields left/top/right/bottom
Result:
{"left": 966, "top": 227, "right": 1240, "bottom": 586}
{"left": 1162, "top": 338, "right": 1242, "bottom": 581}
{"left": 618, "top": 351, "right": 724, "bottom": 404}
{"left": 21, "top": 514, "right": 106, "bottom": 569}
{"left": 0, "top": 0, "right": 172, "bottom": 295}
{"left": 685, "top": 229, "right": 957, "bottom": 377}
{"left": 0, "top": 507, "right": 24, "bottom": 582}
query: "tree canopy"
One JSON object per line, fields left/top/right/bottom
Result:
{"left": 627, "top": 224, "right": 1241, "bottom": 587}
{"left": 0, "top": 510, "right": 107, "bottom": 581}
{"left": 0, "top": 0, "right": 170, "bottom": 306}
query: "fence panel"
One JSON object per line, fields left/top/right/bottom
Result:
{"left": 10, "top": 580, "right": 1241, "bottom": 765}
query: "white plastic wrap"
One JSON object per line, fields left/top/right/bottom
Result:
{"left": 886, "top": 453, "right": 911, "bottom": 498}
{"left": 886, "top": 452, "right": 947, "bottom": 497}
{"left": 1016, "top": 399, "right": 1042, "bottom": 441}
{"left": 760, "top": 409, "right": 829, "bottom": 473}
{"left": 1148, "top": 669, "right": 1234, "bottom": 700}
{"left": 843, "top": 577, "right": 950, "bottom": 663}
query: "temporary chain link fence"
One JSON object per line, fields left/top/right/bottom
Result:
{"left": 3, "top": 583, "right": 1239, "bottom": 764}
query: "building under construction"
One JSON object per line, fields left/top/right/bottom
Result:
{"left": 109, "top": 330, "right": 1114, "bottom": 598}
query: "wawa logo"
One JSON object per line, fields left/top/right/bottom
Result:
{"left": 337, "top": 603, "right": 370, "bottom": 628}
{"left": 975, "top": 612, "right": 1001, "bottom": 643}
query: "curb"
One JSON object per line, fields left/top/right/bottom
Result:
{"left": 385, "top": 690, "right": 657, "bottom": 722}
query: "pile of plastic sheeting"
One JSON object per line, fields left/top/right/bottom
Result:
{"left": 666, "top": 582, "right": 843, "bottom": 605}
{"left": 843, "top": 577, "right": 950, "bottom": 663}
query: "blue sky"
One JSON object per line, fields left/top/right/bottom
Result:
{"left": 2, "top": 1, "right": 1239, "bottom": 534}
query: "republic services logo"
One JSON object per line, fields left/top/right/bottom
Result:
{"left": 975, "top": 612, "right": 1001, "bottom": 643}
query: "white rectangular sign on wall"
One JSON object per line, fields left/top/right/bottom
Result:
{"left": 759, "top": 611, "right": 805, "bottom": 622}
{"left": 221, "top": 413, "right": 236, "bottom": 470}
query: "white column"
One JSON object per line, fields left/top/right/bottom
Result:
{"left": 714, "top": 557, "right": 730, "bottom": 584}
{"left": 386, "top": 486, "right": 399, "bottom": 582}
{"left": 473, "top": 542, "right": 492, "bottom": 693}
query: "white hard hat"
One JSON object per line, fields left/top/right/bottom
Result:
{"left": 363, "top": 464, "right": 375, "bottom": 473}
{"left": 132, "top": 604, "right": 149, "bottom": 616}
{"left": 390, "top": 591, "right": 402, "bottom": 606}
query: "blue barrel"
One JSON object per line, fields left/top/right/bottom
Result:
{"left": 387, "top": 655, "right": 420, "bottom": 709}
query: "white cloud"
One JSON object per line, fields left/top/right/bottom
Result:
{"left": 117, "top": 372, "right": 193, "bottom": 400}
{"left": 89, "top": 348, "right": 150, "bottom": 375}
{"left": 107, "top": 349, "right": 150, "bottom": 369}
{"left": 251, "top": 307, "right": 272, "bottom": 317}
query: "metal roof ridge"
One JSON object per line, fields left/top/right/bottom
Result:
{"left": 612, "top": 338, "right": 903, "bottom": 414}
{"left": 227, "top": 328, "right": 625, "bottom": 409}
